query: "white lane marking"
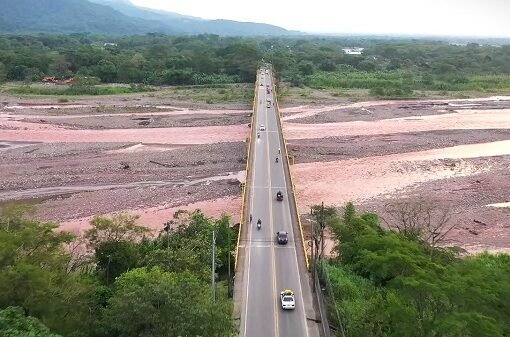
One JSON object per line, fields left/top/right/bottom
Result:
{"left": 252, "top": 186, "right": 286, "bottom": 190}
{"left": 251, "top": 245, "right": 295, "bottom": 249}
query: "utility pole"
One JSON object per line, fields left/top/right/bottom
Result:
{"left": 320, "top": 201, "right": 325, "bottom": 261}
{"left": 310, "top": 207, "right": 316, "bottom": 292}
{"left": 227, "top": 224, "right": 232, "bottom": 297}
{"left": 211, "top": 230, "right": 216, "bottom": 303}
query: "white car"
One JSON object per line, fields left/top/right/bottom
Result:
{"left": 259, "top": 124, "right": 265, "bottom": 131}
{"left": 280, "top": 289, "right": 295, "bottom": 310}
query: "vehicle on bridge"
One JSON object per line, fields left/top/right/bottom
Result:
{"left": 280, "top": 289, "right": 295, "bottom": 310}
{"left": 276, "top": 231, "right": 288, "bottom": 244}
{"left": 276, "top": 190, "right": 283, "bottom": 201}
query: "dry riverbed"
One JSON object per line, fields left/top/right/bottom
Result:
{"left": 283, "top": 96, "right": 510, "bottom": 254}
{"left": 1, "top": 90, "right": 509, "bottom": 254}
{"left": 0, "top": 91, "right": 250, "bottom": 231}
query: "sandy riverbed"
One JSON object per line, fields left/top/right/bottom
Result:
{"left": 1, "top": 92, "right": 508, "bottom": 253}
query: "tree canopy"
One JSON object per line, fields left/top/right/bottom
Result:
{"left": 321, "top": 202, "right": 510, "bottom": 337}
{"left": 0, "top": 205, "right": 236, "bottom": 337}
{"left": 1, "top": 34, "right": 508, "bottom": 96}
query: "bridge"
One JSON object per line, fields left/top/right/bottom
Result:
{"left": 235, "top": 67, "right": 320, "bottom": 337}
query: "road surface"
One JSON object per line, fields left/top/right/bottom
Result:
{"left": 240, "top": 68, "right": 311, "bottom": 337}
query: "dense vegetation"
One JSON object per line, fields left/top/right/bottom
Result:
{"left": 7, "top": 83, "right": 153, "bottom": 95}
{"left": 0, "top": 34, "right": 509, "bottom": 97}
{"left": 318, "top": 203, "right": 510, "bottom": 337}
{"left": 0, "top": 205, "right": 236, "bottom": 337}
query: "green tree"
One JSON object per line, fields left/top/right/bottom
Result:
{"left": 95, "top": 59, "right": 117, "bottom": 82}
{"left": 95, "top": 240, "right": 140, "bottom": 285}
{"left": 0, "top": 307, "right": 62, "bottom": 337}
{"left": 102, "top": 268, "right": 234, "bottom": 337}
{"left": 0, "top": 62, "right": 6, "bottom": 82}
{"left": 0, "top": 206, "right": 100, "bottom": 336}
{"left": 298, "top": 61, "right": 315, "bottom": 76}
{"left": 85, "top": 213, "right": 150, "bottom": 248}
{"left": 324, "top": 203, "right": 509, "bottom": 337}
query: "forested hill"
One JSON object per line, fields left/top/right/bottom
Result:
{"left": 0, "top": 0, "right": 292, "bottom": 36}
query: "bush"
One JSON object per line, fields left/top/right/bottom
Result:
{"left": 322, "top": 203, "right": 510, "bottom": 337}
{"left": 7, "top": 85, "right": 154, "bottom": 96}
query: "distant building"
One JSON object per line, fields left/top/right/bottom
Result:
{"left": 103, "top": 43, "right": 118, "bottom": 48}
{"left": 343, "top": 47, "right": 364, "bottom": 55}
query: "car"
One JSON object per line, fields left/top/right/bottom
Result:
{"left": 260, "top": 83, "right": 263, "bottom": 86}
{"left": 280, "top": 289, "right": 295, "bottom": 310}
{"left": 276, "top": 191, "right": 283, "bottom": 201}
{"left": 266, "top": 103, "right": 271, "bottom": 108}
{"left": 276, "top": 231, "right": 288, "bottom": 244}
{"left": 259, "top": 124, "right": 265, "bottom": 131}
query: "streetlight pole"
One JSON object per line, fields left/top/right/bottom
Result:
{"left": 310, "top": 207, "right": 317, "bottom": 292}
{"left": 211, "top": 230, "right": 216, "bottom": 303}
{"left": 320, "top": 201, "right": 325, "bottom": 261}
{"left": 227, "top": 224, "right": 232, "bottom": 297}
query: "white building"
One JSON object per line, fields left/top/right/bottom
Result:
{"left": 343, "top": 47, "right": 364, "bottom": 55}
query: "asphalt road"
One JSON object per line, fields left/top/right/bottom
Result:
{"left": 240, "top": 69, "right": 309, "bottom": 337}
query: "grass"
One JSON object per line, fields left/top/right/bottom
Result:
{"left": 156, "top": 84, "right": 255, "bottom": 105}
{"left": 277, "top": 85, "right": 510, "bottom": 106}
{"left": 305, "top": 71, "right": 510, "bottom": 98}
{"left": 7, "top": 84, "right": 154, "bottom": 96}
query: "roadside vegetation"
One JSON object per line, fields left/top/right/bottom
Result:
{"left": 0, "top": 205, "right": 237, "bottom": 337}
{"left": 7, "top": 83, "right": 153, "bottom": 96}
{"left": 313, "top": 202, "right": 510, "bottom": 337}
{"left": 0, "top": 34, "right": 508, "bottom": 98}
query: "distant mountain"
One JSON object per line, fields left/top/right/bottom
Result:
{"left": 89, "top": 0, "right": 291, "bottom": 36}
{"left": 0, "top": 0, "right": 292, "bottom": 36}
{"left": 0, "top": 0, "right": 170, "bottom": 34}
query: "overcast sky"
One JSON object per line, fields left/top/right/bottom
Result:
{"left": 130, "top": 0, "right": 510, "bottom": 37}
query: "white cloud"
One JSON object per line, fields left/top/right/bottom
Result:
{"left": 131, "top": 0, "right": 510, "bottom": 37}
